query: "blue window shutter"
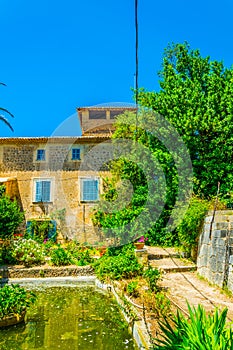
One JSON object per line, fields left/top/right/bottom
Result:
{"left": 82, "top": 179, "right": 99, "bottom": 201}
{"left": 35, "top": 180, "right": 51, "bottom": 202}
{"left": 35, "top": 181, "right": 42, "bottom": 202}
{"left": 48, "top": 220, "right": 57, "bottom": 241}
{"left": 42, "top": 181, "right": 51, "bottom": 202}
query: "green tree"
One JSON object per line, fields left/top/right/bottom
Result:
{"left": 93, "top": 43, "right": 233, "bottom": 246}
{"left": 0, "top": 186, "right": 24, "bottom": 239}
{"left": 138, "top": 42, "right": 233, "bottom": 202}
{"left": 0, "top": 82, "right": 14, "bottom": 131}
{"left": 92, "top": 111, "right": 180, "bottom": 245}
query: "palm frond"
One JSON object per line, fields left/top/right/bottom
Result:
{"left": 0, "top": 115, "right": 14, "bottom": 131}
{"left": 0, "top": 107, "right": 14, "bottom": 118}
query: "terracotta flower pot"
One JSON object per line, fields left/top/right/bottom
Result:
{"left": 134, "top": 242, "right": 145, "bottom": 250}
{"left": 98, "top": 247, "right": 107, "bottom": 257}
{"left": 0, "top": 311, "right": 26, "bottom": 328}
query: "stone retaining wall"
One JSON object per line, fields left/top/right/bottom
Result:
{"left": 197, "top": 210, "right": 233, "bottom": 291}
{"left": 0, "top": 265, "right": 94, "bottom": 280}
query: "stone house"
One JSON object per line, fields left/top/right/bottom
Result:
{"left": 0, "top": 105, "right": 135, "bottom": 243}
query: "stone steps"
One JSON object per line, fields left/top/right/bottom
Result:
{"left": 146, "top": 247, "right": 197, "bottom": 273}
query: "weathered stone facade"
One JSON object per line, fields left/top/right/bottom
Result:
{"left": 0, "top": 136, "right": 110, "bottom": 243}
{"left": 197, "top": 210, "right": 233, "bottom": 292}
{"left": 0, "top": 106, "right": 135, "bottom": 243}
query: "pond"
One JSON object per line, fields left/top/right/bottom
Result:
{"left": 0, "top": 282, "right": 138, "bottom": 350}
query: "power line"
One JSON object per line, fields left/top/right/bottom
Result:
{"left": 135, "top": 0, "right": 138, "bottom": 136}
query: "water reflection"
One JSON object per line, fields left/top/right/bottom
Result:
{"left": 0, "top": 286, "right": 137, "bottom": 350}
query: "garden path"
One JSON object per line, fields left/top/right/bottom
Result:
{"left": 146, "top": 246, "right": 233, "bottom": 321}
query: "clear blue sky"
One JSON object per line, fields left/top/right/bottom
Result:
{"left": 1, "top": 0, "right": 233, "bottom": 137}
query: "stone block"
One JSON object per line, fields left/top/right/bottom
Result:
{"left": 198, "top": 244, "right": 209, "bottom": 257}
{"left": 211, "top": 237, "right": 218, "bottom": 247}
{"left": 216, "top": 238, "right": 226, "bottom": 247}
{"left": 216, "top": 260, "right": 225, "bottom": 273}
{"left": 216, "top": 245, "right": 226, "bottom": 258}
{"left": 212, "top": 230, "right": 221, "bottom": 238}
{"left": 214, "top": 273, "right": 224, "bottom": 287}
{"left": 204, "top": 216, "right": 212, "bottom": 223}
{"left": 203, "top": 223, "right": 211, "bottom": 232}
{"left": 209, "top": 245, "right": 216, "bottom": 258}
{"left": 197, "top": 267, "right": 207, "bottom": 279}
{"left": 199, "top": 230, "right": 210, "bottom": 244}
{"left": 199, "top": 254, "right": 208, "bottom": 268}
{"left": 208, "top": 257, "right": 217, "bottom": 272}
{"left": 213, "top": 222, "right": 229, "bottom": 230}
{"left": 229, "top": 255, "right": 233, "bottom": 265}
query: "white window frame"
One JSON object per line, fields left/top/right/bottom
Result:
{"left": 33, "top": 178, "right": 53, "bottom": 203}
{"left": 80, "top": 177, "right": 99, "bottom": 202}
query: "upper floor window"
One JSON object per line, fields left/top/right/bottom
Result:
{"left": 34, "top": 179, "right": 52, "bottom": 202}
{"left": 80, "top": 178, "right": 99, "bottom": 201}
{"left": 72, "top": 148, "right": 81, "bottom": 160}
{"left": 37, "top": 149, "right": 45, "bottom": 161}
{"left": 110, "top": 110, "right": 123, "bottom": 119}
{"left": 89, "top": 110, "right": 106, "bottom": 119}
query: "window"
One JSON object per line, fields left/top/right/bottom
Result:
{"left": 110, "top": 110, "right": 123, "bottom": 119}
{"left": 34, "top": 179, "right": 51, "bottom": 202}
{"left": 89, "top": 110, "right": 106, "bottom": 119}
{"left": 37, "top": 149, "right": 45, "bottom": 161}
{"left": 80, "top": 178, "right": 99, "bottom": 201}
{"left": 72, "top": 148, "right": 81, "bottom": 160}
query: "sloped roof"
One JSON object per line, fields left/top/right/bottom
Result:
{"left": 0, "top": 135, "right": 110, "bottom": 144}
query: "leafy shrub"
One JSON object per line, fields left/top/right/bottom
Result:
{"left": 143, "top": 291, "right": 171, "bottom": 318}
{"left": 0, "top": 284, "right": 36, "bottom": 319}
{"left": 26, "top": 219, "right": 56, "bottom": 242}
{"left": 154, "top": 304, "right": 233, "bottom": 349}
{"left": 126, "top": 281, "right": 139, "bottom": 298}
{"left": 176, "top": 196, "right": 209, "bottom": 255}
{"left": 0, "top": 187, "right": 24, "bottom": 239}
{"left": 75, "top": 249, "right": 94, "bottom": 266}
{"left": 0, "top": 244, "right": 17, "bottom": 265}
{"left": 11, "top": 238, "right": 45, "bottom": 266}
{"left": 50, "top": 246, "right": 71, "bottom": 266}
{"left": 93, "top": 244, "right": 143, "bottom": 281}
{"left": 66, "top": 242, "right": 94, "bottom": 265}
{"left": 143, "top": 266, "right": 161, "bottom": 292}
{"left": 42, "top": 239, "right": 54, "bottom": 254}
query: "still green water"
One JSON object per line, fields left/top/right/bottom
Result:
{"left": 0, "top": 284, "right": 138, "bottom": 350}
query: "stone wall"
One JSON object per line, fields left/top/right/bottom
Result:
{"left": 197, "top": 210, "right": 233, "bottom": 291}
{"left": 0, "top": 265, "right": 94, "bottom": 283}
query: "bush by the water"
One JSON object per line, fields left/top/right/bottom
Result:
{"left": 0, "top": 284, "right": 36, "bottom": 319}
{"left": 93, "top": 244, "right": 143, "bottom": 281}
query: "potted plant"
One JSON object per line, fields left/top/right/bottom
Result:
{"left": 96, "top": 243, "right": 107, "bottom": 257}
{"left": 134, "top": 236, "right": 148, "bottom": 250}
{"left": 13, "top": 233, "right": 24, "bottom": 239}
{"left": 0, "top": 284, "right": 36, "bottom": 327}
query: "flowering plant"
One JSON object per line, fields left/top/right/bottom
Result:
{"left": 137, "top": 236, "right": 148, "bottom": 243}
{"left": 12, "top": 238, "right": 45, "bottom": 266}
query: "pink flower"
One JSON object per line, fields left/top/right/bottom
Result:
{"left": 137, "top": 236, "right": 148, "bottom": 243}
